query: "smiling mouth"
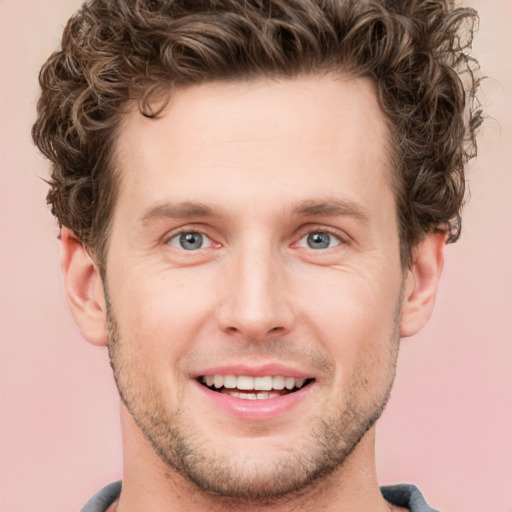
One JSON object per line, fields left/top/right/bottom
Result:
{"left": 198, "top": 375, "right": 314, "bottom": 400}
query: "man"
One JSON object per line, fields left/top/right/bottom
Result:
{"left": 32, "top": 0, "right": 481, "bottom": 510}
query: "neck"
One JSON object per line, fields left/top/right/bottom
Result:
{"left": 115, "top": 405, "right": 395, "bottom": 512}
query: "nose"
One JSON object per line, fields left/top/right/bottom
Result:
{"left": 216, "top": 242, "right": 296, "bottom": 342}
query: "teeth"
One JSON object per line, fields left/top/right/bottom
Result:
{"left": 223, "top": 390, "right": 282, "bottom": 400}
{"left": 254, "top": 376, "right": 272, "bottom": 390}
{"left": 201, "top": 374, "right": 309, "bottom": 391}
{"left": 284, "top": 377, "right": 295, "bottom": 390}
{"left": 272, "top": 376, "right": 285, "bottom": 390}
{"left": 237, "top": 375, "right": 254, "bottom": 390}
{"left": 213, "top": 375, "right": 223, "bottom": 389}
{"left": 223, "top": 375, "right": 237, "bottom": 389}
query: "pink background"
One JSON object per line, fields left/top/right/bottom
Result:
{"left": 0, "top": 1, "right": 510, "bottom": 511}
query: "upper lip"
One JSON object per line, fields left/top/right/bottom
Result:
{"left": 191, "top": 363, "right": 314, "bottom": 379}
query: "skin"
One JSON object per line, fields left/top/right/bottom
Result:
{"left": 62, "top": 75, "right": 446, "bottom": 511}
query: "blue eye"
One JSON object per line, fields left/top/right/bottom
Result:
{"left": 300, "top": 231, "right": 341, "bottom": 250}
{"left": 168, "top": 232, "right": 211, "bottom": 250}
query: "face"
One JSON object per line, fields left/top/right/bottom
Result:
{"left": 105, "top": 75, "right": 404, "bottom": 499}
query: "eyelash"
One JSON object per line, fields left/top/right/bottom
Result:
{"left": 164, "top": 225, "right": 345, "bottom": 253}
{"left": 165, "top": 229, "right": 217, "bottom": 251}
{"left": 296, "top": 230, "right": 343, "bottom": 250}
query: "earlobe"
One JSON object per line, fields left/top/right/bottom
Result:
{"left": 399, "top": 231, "right": 447, "bottom": 338}
{"left": 61, "top": 227, "right": 108, "bottom": 346}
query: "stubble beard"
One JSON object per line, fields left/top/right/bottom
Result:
{"left": 105, "top": 291, "right": 401, "bottom": 504}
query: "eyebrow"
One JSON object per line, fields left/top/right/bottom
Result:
{"left": 139, "top": 201, "right": 217, "bottom": 225}
{"left": 139, "top": 198, "right": 369, "bottom": 225}
{"left": 292, "top": 198, "right": 369, "bottom": 222}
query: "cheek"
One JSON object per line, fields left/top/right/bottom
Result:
{"left": 109, "top": 270, "right": 217, "bottom": 368}
{"left": 298, "top": 271, "right": 401, "bottom": 379}
{"left": 107, "top": 273, "right": 219, "bottom": 415}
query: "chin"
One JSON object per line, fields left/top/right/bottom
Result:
{"left": 126, "top": 396, "right": 384, "bottom": 501}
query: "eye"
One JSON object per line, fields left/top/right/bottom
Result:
{"left": 299, "top": 231, "right": 342, "bottom": 250}
{"left": 168, "top": 231, "right": 212, "bottom": 251}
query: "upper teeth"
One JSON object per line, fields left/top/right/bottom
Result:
{"left": 201, "top": 375, "right": 306, "bottom": 391}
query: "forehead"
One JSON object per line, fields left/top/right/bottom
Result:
{"left": 113, "top": 75, "right": 392, "bottom": 221}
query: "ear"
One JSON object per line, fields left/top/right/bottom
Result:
{"left": 60, "top": 227, "right": 108, "bottom": 346}
{"left": 400, "top": 231, "right": 447, "bottom": 338}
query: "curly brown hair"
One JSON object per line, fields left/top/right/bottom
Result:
{"left": 32, "top": 0, "right": 482, "bottom": 268}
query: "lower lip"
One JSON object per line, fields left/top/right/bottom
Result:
{"left": 193, "top": 380, "right": 314, "bottom": 420}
